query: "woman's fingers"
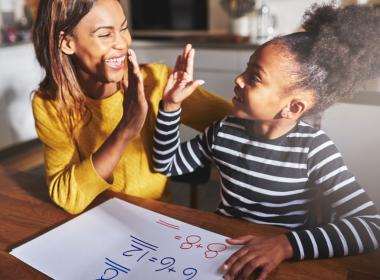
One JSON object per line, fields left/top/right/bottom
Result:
{"left": 127, "top": 49, "right": 145, "bottom": 100}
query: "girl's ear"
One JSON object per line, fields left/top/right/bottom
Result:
{"left": 280, "top": 98, "right": 307, "bottom": 119}
{"left": 59, "top": 31, "right": 75, "bottom": 55}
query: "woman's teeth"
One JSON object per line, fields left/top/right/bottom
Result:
{"left": 105, "top": 56, "right": 126, "bottom": 69}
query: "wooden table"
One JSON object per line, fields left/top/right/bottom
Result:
{"left": 0, "top": 166, "right": 379, "bottom": 280}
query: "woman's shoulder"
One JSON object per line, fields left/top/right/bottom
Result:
{"left": 32, "top": 90, "right": 59, "bottom": 117}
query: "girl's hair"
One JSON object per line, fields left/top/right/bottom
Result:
{"left": 33, "top": 0, "right": 96, "bottom": 136}
{"left": 277, "top": 4, "right": 380, "bottom": 115}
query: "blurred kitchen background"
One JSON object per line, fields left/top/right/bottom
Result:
{"left": 1, "top": 0, "right": 380, "bottom": 210}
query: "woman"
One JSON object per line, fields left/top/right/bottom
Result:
{"left": 32, "top": 0, "right": 232, "bottom": 214}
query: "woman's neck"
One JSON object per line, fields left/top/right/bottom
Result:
{"left": 251, "top": 118, "right": 298, "bottom": 140}
{"left": 77, "top": 71, "right": 119, "bottom": 100}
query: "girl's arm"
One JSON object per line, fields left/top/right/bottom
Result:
{"left": 153, "top": 102, "right": 216, "bottom": 176}
{"left": 153, "top": 44, "right": 217, "bottom": 176}
{"left": 287, "top": 132, "right": 380, "bottom": 260}
{"left": 223, "top": 131, "right": 380, "bottom": 280}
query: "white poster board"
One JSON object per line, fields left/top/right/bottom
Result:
{"left": 10, "top": 198, "right": 240, "bottom": 280}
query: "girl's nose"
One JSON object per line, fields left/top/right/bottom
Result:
{"left": 234, "top": 73, "right": 244, "bottom": 88}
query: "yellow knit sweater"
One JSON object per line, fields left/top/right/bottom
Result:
{"left": 32, "top": 63, "right": 232, "bottom": 214}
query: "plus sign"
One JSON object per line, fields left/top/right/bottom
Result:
{"left": 169, "top": 267, "right": 176, "bottom": 273}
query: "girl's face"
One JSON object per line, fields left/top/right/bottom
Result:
{"left": 69, "top": 0, "right": 131, "bottom": 84}
{"left": 233, "top": 42, "right": 296, "bottom": 121}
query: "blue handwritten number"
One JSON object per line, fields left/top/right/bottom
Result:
{"left": 155, "top": 257, "right": 176, "bottom": 272}
{"left": 183, "top": 267, "right": 198, "bottom": 280}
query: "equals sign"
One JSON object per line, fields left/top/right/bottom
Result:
{"left": 175, "top": 236, "right": 182, "bottom": 240}
{"left": 148, "top": 257, "right": 158, "bottom": 263}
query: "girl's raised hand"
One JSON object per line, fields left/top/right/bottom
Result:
{"left": 162, "top": 44, "right": 205, "bottom": 112}
{"left": 223, "top": 234, "right": 293, "bottom": 280}
{"left": 119, "top": 49, "right": 148, "bottom": 139}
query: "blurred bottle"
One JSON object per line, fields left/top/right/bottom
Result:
{"left": 255, "top": 0, "right": 276, "bottom": 44}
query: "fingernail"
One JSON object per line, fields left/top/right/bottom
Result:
{"left": 223, "top": 264, "right": 229, "bottom": 270}
{"left": 198, "top": 80, "right": 205, "bottom": 85}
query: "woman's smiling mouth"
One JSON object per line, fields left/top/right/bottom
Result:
{"left": 105, "top": 55, "right": 126, "bottom": 69}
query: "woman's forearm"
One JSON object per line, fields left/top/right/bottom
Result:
{"left": 92, "top": 123, "right": 134, "bottom": 181}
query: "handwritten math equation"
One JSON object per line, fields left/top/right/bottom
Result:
{"left": 97, "top": 219, "right": 228, "bottom": 280}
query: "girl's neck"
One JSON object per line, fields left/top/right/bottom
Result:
{"left": 251, "top": 118, "right": 298, "bottom": 140}
{"left": 77, "top": 72, "right": 119, "bottom": 100}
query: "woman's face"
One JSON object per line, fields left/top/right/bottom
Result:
{"left": 232, "top": 42, "right": 297, "bottom": 121}
{"left": 69, "top": 0, "right": 131, "bottom": 84}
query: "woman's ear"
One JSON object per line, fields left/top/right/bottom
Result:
{"left": 59, "top": 31, "right": 75, "bottom": 55}
{"left": 280, "top": 98, "right": 307, "bottom": 119}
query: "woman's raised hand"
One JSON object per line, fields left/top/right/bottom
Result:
{"left": 119, "top": 49, "right": 148, "bottom": 139}
{"left": 162, "top": 44, "right": 205, "bottom": 112}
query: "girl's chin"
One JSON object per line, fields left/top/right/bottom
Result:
{"left": 232, "top": 108, "right": 255, "bottom": 120}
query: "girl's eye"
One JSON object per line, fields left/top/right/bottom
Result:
{"left": 249, "top": 74, "right": 260, "bottom": 85}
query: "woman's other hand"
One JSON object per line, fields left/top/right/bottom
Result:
{"left": 223, "top": 234, "right": 293, "bottom": 280}
{"left": 119, "top": 48, "right": 148, "bottom": 139}
{"left": 162, "top": 44, "right": 205, "bottom": 112}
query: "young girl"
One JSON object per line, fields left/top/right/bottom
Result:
{"left": 153, "top": 4, "right": 380, "bottom": 280}
{"left": 31, "top": 0, "right": 232, "bottom": 214}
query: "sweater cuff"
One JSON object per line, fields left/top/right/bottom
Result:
{"left": 73, "top": 155, "right": 113, "bottom": 198}
{"left": 286, "top": 231, "right": 303, "bottom": 260}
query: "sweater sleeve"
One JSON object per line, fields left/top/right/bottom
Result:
{"left": 32, "top": 95, "right": 112, "bottom": 214}
{"left": 153, "top": 102, "right": 216, "bottom": 176}
{"left": 286, "top": 132, "right": 380, "bottom": 260}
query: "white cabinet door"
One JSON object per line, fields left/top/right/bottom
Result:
{"left": 321, "top": 102, "right": 380, "bottom": 208}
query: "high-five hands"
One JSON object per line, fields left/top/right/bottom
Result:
{"left": 162, "top": 44, "right": 205, "bottom": 112}
{"left": 119, "top": 48, "right": 148, "bottom": 139}
{"left": 223, "top": 234, "right": 293, "bottom": 280}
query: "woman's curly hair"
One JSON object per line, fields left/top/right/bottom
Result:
{"left": 278, "top": 3, "right": 380, "bottom": 115}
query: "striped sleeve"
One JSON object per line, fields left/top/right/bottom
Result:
{"left": 286, "top": 132, "right": 380, "bottom": 260}
{"left": 153, "top": 102, "right": 215, "bottom": 176}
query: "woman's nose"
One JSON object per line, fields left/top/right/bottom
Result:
{"left": 114, "top": 32, "right": 129, "bottom": 50}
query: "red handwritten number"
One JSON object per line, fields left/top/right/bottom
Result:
{"left": 180, "top": 235, "right": 201, "bottom": 249}
{"left": 204, "top": 243, "right": 227, "bottom": 259}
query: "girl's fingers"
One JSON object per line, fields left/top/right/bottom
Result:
{"left": 186, "top": 48, "right": 195, "bottom": 80}
{"left": 256, "top": 264, "right": 273, "bottom": 280}
{"left": 226, "top": 235, "right": 255, "bottom": 245}
{"left": 173, "top": 55, "right": 181, "bottom": 72}
{"left": 224, "top": 252, "right": 259, "bottom": 279}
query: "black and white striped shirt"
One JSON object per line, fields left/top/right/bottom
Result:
{"left": 153, "top": 105, "right": 380, "bottom": 260}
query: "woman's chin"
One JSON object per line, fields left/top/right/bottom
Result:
{"left": 105, "top": 71, "right": 124, "bottom": 84}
